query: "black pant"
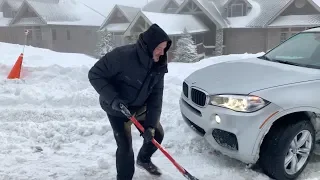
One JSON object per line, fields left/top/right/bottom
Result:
{"left": 107, "top": 108, "right": 164, "bottom": 180}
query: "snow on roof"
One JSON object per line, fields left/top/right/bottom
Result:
{"left": 268, "top": 14, "right": 320, "bottom": 27}
{"left": 198, "top": 0, "right": 316, "bottom": 28}
{"left": 142, "top": 0, "right": 168, "bottom": 13}
{"left": 0, "top": 10, "right": 11, "bottom": 26}
{"left": 105, "top": 23, "right": 130, "bottom": 32}
{"left": 12, "top": 0, "right": 105, "bottom": 26}
{"left": 227, "top": 0, "right": 261, "bottom": 28}
{"left": 28, "top": 1, "right": 79, "bottom": 22}
{"left": 75, "top": 0, "right": 146, "bottom": 18}
{"left": 141, "top": 11, "right": 209, "bottom": 35}
{"left": 0, "top": 17, "right": 11, "bottom": 26}
{"left": 245, "top": 0, "right": 291, "bottom": 27}
{"left": 193, "top": 0, "right": 228, "bottom": 28}
{"left": 12, "top": 17, "right": 44, "bottom": 25}
{"left": 175, "top": 0, "right": 185, "bottom": 5}
{"left": 99, "top": 4, "right": 139, "bottom": 30}
{"left": 117, "top": 5, "right": 140, "bottom": 22}
{"left": 7, "top": 0, "right": 24, "bottom": 10}
{"left": 314, "top": 0, "right": 320, "bottom": 6}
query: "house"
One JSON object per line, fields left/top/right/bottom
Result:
{"left": 103, "top": 0, "right": 320, "bottom": 59}
{"left": 123, "top": 11, "right": 210, "bottom": 59}
{"left": 99, "top": 5, "right": 140, "bottom": 47}
{"left": 0, "top": 0, "right": 105, "bottom": 57}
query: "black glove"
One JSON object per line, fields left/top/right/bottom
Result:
{"left": 142, "top": 127, "right": 155, "bottom": 143}
{"left": 111, "top": 98, "right": 127, "bottom": 112}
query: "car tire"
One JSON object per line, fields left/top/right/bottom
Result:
{"left": 259, "top": 120, "right": 315, "bottom": 180}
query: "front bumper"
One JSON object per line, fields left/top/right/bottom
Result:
{"left": 179, "top": 93, "right": 281, "bottom": 164}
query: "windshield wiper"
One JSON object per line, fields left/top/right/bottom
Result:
{"left": 272, "top": 59, "right": 320, "bottom": 69}
{"left": 258, "top": 55, "right": 271, "bottom": 61}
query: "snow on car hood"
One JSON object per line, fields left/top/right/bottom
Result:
{"left": 184, "top": 57, "right": 320, "bottom": 95}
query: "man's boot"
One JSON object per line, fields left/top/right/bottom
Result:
{"left": 136, "top": 154, "right": 162, "bottom": 176}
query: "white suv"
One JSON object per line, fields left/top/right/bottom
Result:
{"left": 179, "top": 27, "right": 320, "bottom": 179}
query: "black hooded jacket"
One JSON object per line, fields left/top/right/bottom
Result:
{"left": 88, "top": 24, "right": 172, "bottom": 128}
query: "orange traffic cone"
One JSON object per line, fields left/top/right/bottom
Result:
{"left": 7, "top": 53, "right": 24, "bottom": 79}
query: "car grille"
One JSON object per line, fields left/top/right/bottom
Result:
{"left": 191, "top": 88, "right": 207, "bottom": 106}
{"left": 183, "top": 82, "right": 188, "bottom": 98}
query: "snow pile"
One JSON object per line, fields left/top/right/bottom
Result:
{"left": 0, "top": 42, "right": 298, "bottom": 179}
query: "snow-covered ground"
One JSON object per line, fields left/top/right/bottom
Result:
{"left": 1, "top": 43, "right": 320, "bottom": 180}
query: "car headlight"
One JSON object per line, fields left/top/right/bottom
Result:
{"left": 209, "top": 95, "right": 270, "bottom": 112}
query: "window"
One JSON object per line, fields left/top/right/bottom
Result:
{"left": 231, "top": 3, "right": 244, "bottom": 17}
{"left": 280, "top": 33, "right": 288, "bottom": 43}
{"left": 280, "top": 27, "right": 308, "bottom": 43}
{"left": 67, "top": 30, "right": 71, "bottom": 40}
{"left": 25, "top": 27, "right": 33, "bottom": 41}
{"left": 263, "top": 32, "right": 320, "bottom": 69}
{"left": 34, "top": 26, "right": 42, "bottom": 40}
{"left": 52, "top": 29, "right": 56, "bottom": 40}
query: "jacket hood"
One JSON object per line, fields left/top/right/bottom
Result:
{"left": 137, "top": 24, "right": 172, "bottom": 69}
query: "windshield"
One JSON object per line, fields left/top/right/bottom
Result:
{"left": 261, "top": 32, "right": 320, "bottom": 69}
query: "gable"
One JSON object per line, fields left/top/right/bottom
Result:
{"left": 178, "top": 0, "right": 203, "bottom": 14}
{"left": 129, "top": 16, "right": 150, "bottom": 35}
{"left": 0, "top": 1, "right": 8, "bottom": 12}
{"left": 163, "top": 0, "right": 179, "bottom": 13}
{"left": 1, "top": 1, "right": 16, "bottom": 18}
{"left": 226, "top": 0, "right": 251, "bottom": 17}
{"left": 108, "top": 7, "right": 129, "bottom": 24}
{"left": 22, "top": 6, "right": 38, "bottom": 18}
{"left": 280, "top": 0, "right": 320, "bottom": 16}
{"left": 10, "top": 1, "right": 45, "bottom": 26}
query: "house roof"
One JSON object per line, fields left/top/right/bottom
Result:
{"left": 0, "top": 17, "right": 11, "bottom": 26}
{"left": 268, "top": 14, "right": 320, "bottom": 27}
{"left": 194, "top": 0, "right": 228, "bottom": 28}
{"left": 6, "top": 0, "right": 24, "bottom": 11}
{"left": 142, "top": 0, "right": 169, "bottom": 13}
{"left": 99, "top": 4, "right": 140, "bottom": 31}
{"left": 0, "top": 0, "right": 24, "bottom": 12}
{"left": 124, "top": 11, "right": 210, "bottom": 36}
{"left": 175, "top": 0, "right": 185, "bottom": 5}
{"left": 10, "top": 0, "right": 105, "bottom": 26}
{"left": 245, "top": 0, "right": 292, "bottom": 27}
{"left": 175, "top": 0, "right": 320, "bottom": 28}
{"left": 226, "top": 0, "right": 262, "bottom": 28}
{"left": 117, "top": 5, "right": 140, "bottom": 22}
{"left": 143, "top": 0, "right": 184, "bottom": 13}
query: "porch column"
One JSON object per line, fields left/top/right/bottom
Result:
{"left": 215, "top": 28, "right": 224, "bottom": 56}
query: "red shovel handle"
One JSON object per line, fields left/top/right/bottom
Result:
{"left": 119, "top": 104, "right": 199, "bottom": 180}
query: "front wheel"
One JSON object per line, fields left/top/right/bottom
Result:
{"left": 259, "top": 120, "right": 315, "bottom": 180}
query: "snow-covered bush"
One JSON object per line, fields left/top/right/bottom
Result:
{"left": 172, "top": 28, "right": 199, "bottom": 63}
{"left": 95, "top": 28, "right": 114, "bottom": 58}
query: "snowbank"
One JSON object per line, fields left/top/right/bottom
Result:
{"left": 0, "top": 42, "right": 302, "bottom": 179}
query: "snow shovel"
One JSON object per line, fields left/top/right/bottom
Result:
{"left": 120, "top": 104, "right": 199, "bottom": 180}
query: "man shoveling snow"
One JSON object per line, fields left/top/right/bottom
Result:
{"left": 88, "top": 24, "right": 172, "bottom": 180}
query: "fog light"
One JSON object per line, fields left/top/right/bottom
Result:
{"left": 215, "top": 115, "right": 221, "bottom": 124}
